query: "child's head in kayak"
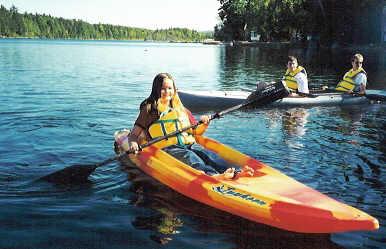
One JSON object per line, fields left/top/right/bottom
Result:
{"left": 145, "top": 73, "right": 185, "bottom": 113}
{"left": 149, "top": 73, "right": 176, "bottom": 102}
{"left": 351, "top": 53, "right": 364, "bottom": 71}
{"left": 287, "top": 56, "right": 298, "bottom": 72}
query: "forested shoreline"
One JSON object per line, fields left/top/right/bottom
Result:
{"left": 1, "top": 2, "right": 384, "bottom": 46}
{"left": 215, "top": 0, "right": 384, "bottom": 46}
{"left": 0, "top": 5, "right": 212, "bottom": 42}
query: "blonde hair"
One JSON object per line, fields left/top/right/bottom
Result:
{"left": 352, "top": 53, "right": 363, "bottom": 62}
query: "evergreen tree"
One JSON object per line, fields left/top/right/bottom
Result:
{"left": 0, "top": 5, "right": 212, "bottom": 41}
{"left": 215, "top": 0, "right": 384, "bottom": 45}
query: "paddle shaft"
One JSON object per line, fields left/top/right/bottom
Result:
{"left": 98, "top": 81, "right": 287, "bottom": 167}
{"left": 107, "top": 96, "right": 258, "bottom": 166}
{"left": 291, "top": 90, "right": 385, "bottom": 101}
{"left": 355, "top": 93, "right": 385, "bottom": 102}
{"left": 310, "top": 85, "right": 385, "bottom": 101}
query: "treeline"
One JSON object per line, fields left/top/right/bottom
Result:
{"left": 215, "top": 0, "right": 384, "bottom": 45}
{"left": 0, "top": 5, "right": 212, "bottom": 42}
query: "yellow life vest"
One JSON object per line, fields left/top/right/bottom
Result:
{"left": 148, "top": 108, "right": 196, "bottom": 149}
{"left": 335, "top": 68, "right": 366, "bottom": 92}
{"left": 283, "top": 66, "right": 307, "bottom": 91}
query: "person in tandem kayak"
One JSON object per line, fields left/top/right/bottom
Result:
{"left": 282, "top": 56, "right": 309, "bottom": 97}
{"left": 125, "top": 73, "right": 254, "bottom": 180}
{"left": 335, "top": 53, "right": 367, "bottom": 94}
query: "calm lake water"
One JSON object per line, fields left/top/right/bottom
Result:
{"left": 0, "top": 39, "right": 385, "bottom": 249}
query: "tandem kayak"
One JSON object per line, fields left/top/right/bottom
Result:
{"left": 114, "top": 131, "right": 379, "bottom": 233}
{"left": 178, "top": 90, "right": 370, "bottom": 112}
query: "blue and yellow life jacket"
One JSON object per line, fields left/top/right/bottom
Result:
{"left": 283, "top": 66, "right": 307, "bottom": 92}
{"left": 148, "top": 108, "right": 196, "bottom": 148}
{"left": 335, "top": 68, "right": 366, "bottom": 92}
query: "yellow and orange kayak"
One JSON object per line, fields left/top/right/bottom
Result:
{"left": 115, "top": 132, "right": 379, "bottom": 233}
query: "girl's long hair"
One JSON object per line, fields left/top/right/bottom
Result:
{"left": 141, "top": 73, "right": 188, "bottom": 121}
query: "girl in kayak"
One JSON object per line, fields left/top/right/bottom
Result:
{"left": 126, "top": 73, "right": 254, "bottom": 180}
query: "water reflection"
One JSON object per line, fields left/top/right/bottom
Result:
{"left": 279, "top": 107, "right": 309, "bottom": 154}
{"left": 218, "top": 46, "right": 285, "bottom": 89}
{"left": 282, "top": 108, "right": 309, "bottom": 137}
{"left": 129, "top": 171, "right": 183, "bottom": 244}
{"left": 118, "top": 159, "right": 343, "bottom": 248}
{"left": 333, "top": 105, "right": 386, "bottom": 190}
{"left": 336, "top": 106, "right": 366, "bottom": 140}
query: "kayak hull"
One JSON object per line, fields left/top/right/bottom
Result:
{"left": 115, "top": 133, "right": 379, "bottom": 233}
{"left": 178, "top": 90, "right": 369, "bottom": 111}
{"left": 178, "top": 90, "right": 249, "bottom": 112}
{"left": 272, "top": 92, "right": 369, "bottom": 106}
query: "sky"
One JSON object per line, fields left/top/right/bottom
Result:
{"left": 1, "top": 0, "right": 221, "bottom": 31}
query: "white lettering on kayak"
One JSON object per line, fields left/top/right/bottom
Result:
{"left": 212, "top": 185, "right": 266, "bottom": 206}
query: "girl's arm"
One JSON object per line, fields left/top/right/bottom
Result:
{"left": 127, "top": 125, "right": 145, "bottom": 152}
{"left": 185, "top": 108, "right": 210, "bottom": 136}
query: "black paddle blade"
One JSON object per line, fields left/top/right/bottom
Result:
{"left": 246, "top": 81, "right": 289, "bottom": 107}
{"left": 39, "top": 164, "right": 98, "bottom": 184}
{"left": 39, "top": 153, "right": 122, "bottom": 184}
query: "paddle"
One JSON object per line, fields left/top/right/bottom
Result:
{"left": 288, "top": 88, "right": 385, "bottom": 101}
{"left": 354, "top": 92, "right": 386, "bottom": 102}
{"left": 312, "top": 85, "right": 386, "bottom": 102}
{"left": 294, "top": 92, "right": 318, "bottom": 98}
{"left": 303, "top": 92, "right": 386, "bottom": 101}
{"left": 254, "top": 81, "right": 317, "bottom": 99}
{"left": 39, "top": 81, "right": 289, "bottom": 184}
{"left": 330, "top": 91, "right": 385, "bottom": 102}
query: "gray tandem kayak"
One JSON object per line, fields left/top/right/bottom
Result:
{"left": 178, "top": 90, "right": 369, "bottom": 112}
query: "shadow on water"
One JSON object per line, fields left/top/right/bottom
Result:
{"left": 118, "top": 159, "right": 343, "bottom": 249}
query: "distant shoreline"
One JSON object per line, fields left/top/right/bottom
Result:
{"left": 0, "top": 5, "right": 212, "bottom": 43}
{"left": 203, "top": 39, "right": 386, "bottom": 51}
{"left": 2, "top": 37, "right": 384, "bottom": 51}
{"left": 0, "top": 36, "right": 202, "bottom": 43}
